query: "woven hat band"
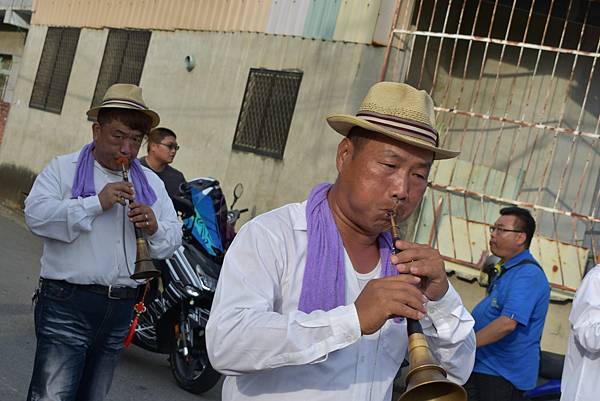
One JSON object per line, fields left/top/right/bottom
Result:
{"left": 101, "top": 98, "right": 147, "bottom": 110}
{"left": 357, "top": 111, "right": 439, "bottom": 147}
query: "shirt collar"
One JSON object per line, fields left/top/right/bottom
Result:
{"left": 292, "top": 200, "right": 308, "bottom": 231}
{"left": 502, "top": 249, "right": 533, "bottom": 271}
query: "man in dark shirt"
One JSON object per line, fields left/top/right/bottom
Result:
{"left": 139, "top": 127, "right": 186, "bottom": 199}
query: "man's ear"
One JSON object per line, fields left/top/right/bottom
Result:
{"left": 517, "top": 232, "right": 528, "bottom": 248}
{"left": 335, "top": 137, "right": 354, "bottom": 173}
{"left": 92, "top": 122, "right": 101, "bottom": 141}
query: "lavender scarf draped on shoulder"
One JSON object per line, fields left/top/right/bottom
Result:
{"left": 298, "top": 182, "right": 398, "bottom": 314}
{"left": 71, "top": 141, "right": 157, "bottom": 205}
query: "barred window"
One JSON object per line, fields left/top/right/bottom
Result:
{"left": 232, "top": 68, "right": 303, "bottom": 159}
{"left": 90, "top": 29, "right": 151, "bottom": 110}
{"left": 29, "top": 28, "right": 80, "bottom": 114}
{"left": 0, "top": 54, "right": 12, "bottom": 100}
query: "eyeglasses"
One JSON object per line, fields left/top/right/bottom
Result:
{"left": 489, "top": 226, "right": 523, "bottom": 234}
{"left": 159, "top": 142, "right": 180, "bottom": 151}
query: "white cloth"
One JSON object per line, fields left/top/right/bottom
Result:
{"left": 24, "top": 150, "right": 182, "bottom": 288}
{"left": 206, "top": 201, "right": 476, "bottom": 401}
{"left": 561, "top": 265, "right": 600, "bottom": 401}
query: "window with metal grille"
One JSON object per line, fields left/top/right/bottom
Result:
{"left": 29, "top": 28, "right": 80, "bottom": 114}
{"left": 232, "top": 68, "right": 303, "bottom": 159}
{"left": 0, "top": 55, "right": 12, "bottom": 101}
{"left": 90, "top": 29, "right": 151, "bottom": 110}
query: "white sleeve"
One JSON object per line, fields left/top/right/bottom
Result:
{"left": 205, "top": 220, "right": 362, "bottom": 376}
{"left": 420, "top": 284, "right": 476, "bottom": 384}
{"left": 24, "top": 158, "right": 103, "bottom": 243}
{"left": 147, "top": 180, "right": 182, "bottom": 259}
{"left": 570, "top": 270, "right": 600, "bottom": 354}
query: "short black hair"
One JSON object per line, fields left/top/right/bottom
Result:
{"left": 500, "top": 206, "right": 536, "bottom": 248}
{"left": 147, "top": 127, "right": 176, "bottom": 152}
{"left": 347, "top": 126, "right": 379, "bottom": 155}
{"left": 97, "top": 108, "right": 153, "bottom": 136}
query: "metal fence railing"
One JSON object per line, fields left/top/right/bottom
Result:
{"left": 382, "top": 0, "right": 600, "bottom": 297}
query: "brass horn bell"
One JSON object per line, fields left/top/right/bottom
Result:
{"left": 398, "top": 333, "right": 467, "bottom": 401}
{"left": 116, "top": 158, "right": 161, "bottom": 282}
{"left": 130, "top": 237, "right": 161, "bottom": 280}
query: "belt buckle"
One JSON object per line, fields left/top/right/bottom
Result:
{"left": 108, "top": 285, "right": 121, "bottom": 300}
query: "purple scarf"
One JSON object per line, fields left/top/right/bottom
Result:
{"left": 298, "top": 183, "right": 397, "bottom": 314}
{"left": 71, "top": 141, "right": 157, "bottom": 205}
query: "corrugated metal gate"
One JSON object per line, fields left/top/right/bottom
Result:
{"left": 383, "top": 0, "right": 600, "bottom": 298}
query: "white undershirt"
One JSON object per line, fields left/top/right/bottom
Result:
{"left": 344, "top": 250, "right": 382, "bottom": 292}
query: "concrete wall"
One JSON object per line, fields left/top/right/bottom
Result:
{"left": 0, "top": 26, "right": 387, "bottom": 216}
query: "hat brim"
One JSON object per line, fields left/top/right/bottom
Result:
{"left": 87, "top": 105, "right": 160, "bottom": 128}
{"left": 326, "top": 114, "right": 459, "bottom": 160}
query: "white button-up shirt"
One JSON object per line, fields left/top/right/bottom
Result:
{"left": 206, "top": 201, "right": 476, "bottom": 401}
{"left": 561, "top": 265, "right": 600, "bottom": 401}
{"left": 24, "top": 150, "right": 182, "bottom": 288}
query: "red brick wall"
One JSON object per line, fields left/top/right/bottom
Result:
{"left": 0, "top": 101, "right": 10, "bottom": 144}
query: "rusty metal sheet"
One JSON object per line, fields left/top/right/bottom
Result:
{"left": 333, "top": 0, "right": 381, "bottom": 44}
{"left": 31, "top": 0, "right": 273, "bottom": 32}
{"left": 30, "top": 0, "right": 389, "bottom": 42}
{"left": 266, "top": 0, "right": 310, "bottom": 36}
{"left": 303, "top": 0, "right": 342, "bottom": 40}
{"left": 372, "top": 0, "right": 398, "bottom": 46}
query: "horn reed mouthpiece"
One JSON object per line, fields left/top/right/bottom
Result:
{"left": 116, "top": 157, "right": 129, "bottom": 170}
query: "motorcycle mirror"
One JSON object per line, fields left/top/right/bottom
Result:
{"left": 231, "top": 183, "right": 244, "bottom": 209}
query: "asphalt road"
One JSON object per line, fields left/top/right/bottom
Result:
{"left": 0, "top": 208, "right": 222, "bottom": 401}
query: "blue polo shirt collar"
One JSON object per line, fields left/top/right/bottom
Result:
{"left": 501, "top": 249, "right": 533, "bottom": 272}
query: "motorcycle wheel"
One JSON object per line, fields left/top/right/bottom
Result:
{"left": 169, "top": 324, "right": 221, "bottom": 394}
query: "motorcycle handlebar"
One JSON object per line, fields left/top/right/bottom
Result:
{"left": 227, "top": 208, "right": 248, "bottom": 226}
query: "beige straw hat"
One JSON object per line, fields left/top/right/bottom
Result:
{"left": 326, "top": 82, "right": 459, "bottom": 160}
{"left": 86, "top": 83, "right": 160, "bottom": 128}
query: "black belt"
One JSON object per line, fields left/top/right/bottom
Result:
{"left": 42, "top": 279, "right": 139, "bottom": 300}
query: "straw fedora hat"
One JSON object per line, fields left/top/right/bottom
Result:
{"left": 326, "top": 82, "right": 459, "bottom": 160}
{"left": 86, "top": 83, "right": 160, "bottom": 128}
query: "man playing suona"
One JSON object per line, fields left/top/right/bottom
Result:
{"left": 24, "top": 84, "right": 181, "bottom": 401}
{"left": 206, "top": 82, "right": 476, "bottom": 400}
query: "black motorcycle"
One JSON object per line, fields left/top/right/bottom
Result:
{"left": 132, "top": 178, "right": 247, "bottom": 394}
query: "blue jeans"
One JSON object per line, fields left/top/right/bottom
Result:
{"left": 27, "top": 280, "right": 136, "bottom": 401}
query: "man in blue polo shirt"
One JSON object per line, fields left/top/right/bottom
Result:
{"left": 465, "top": 206, "right": 550, "bottom": 401}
